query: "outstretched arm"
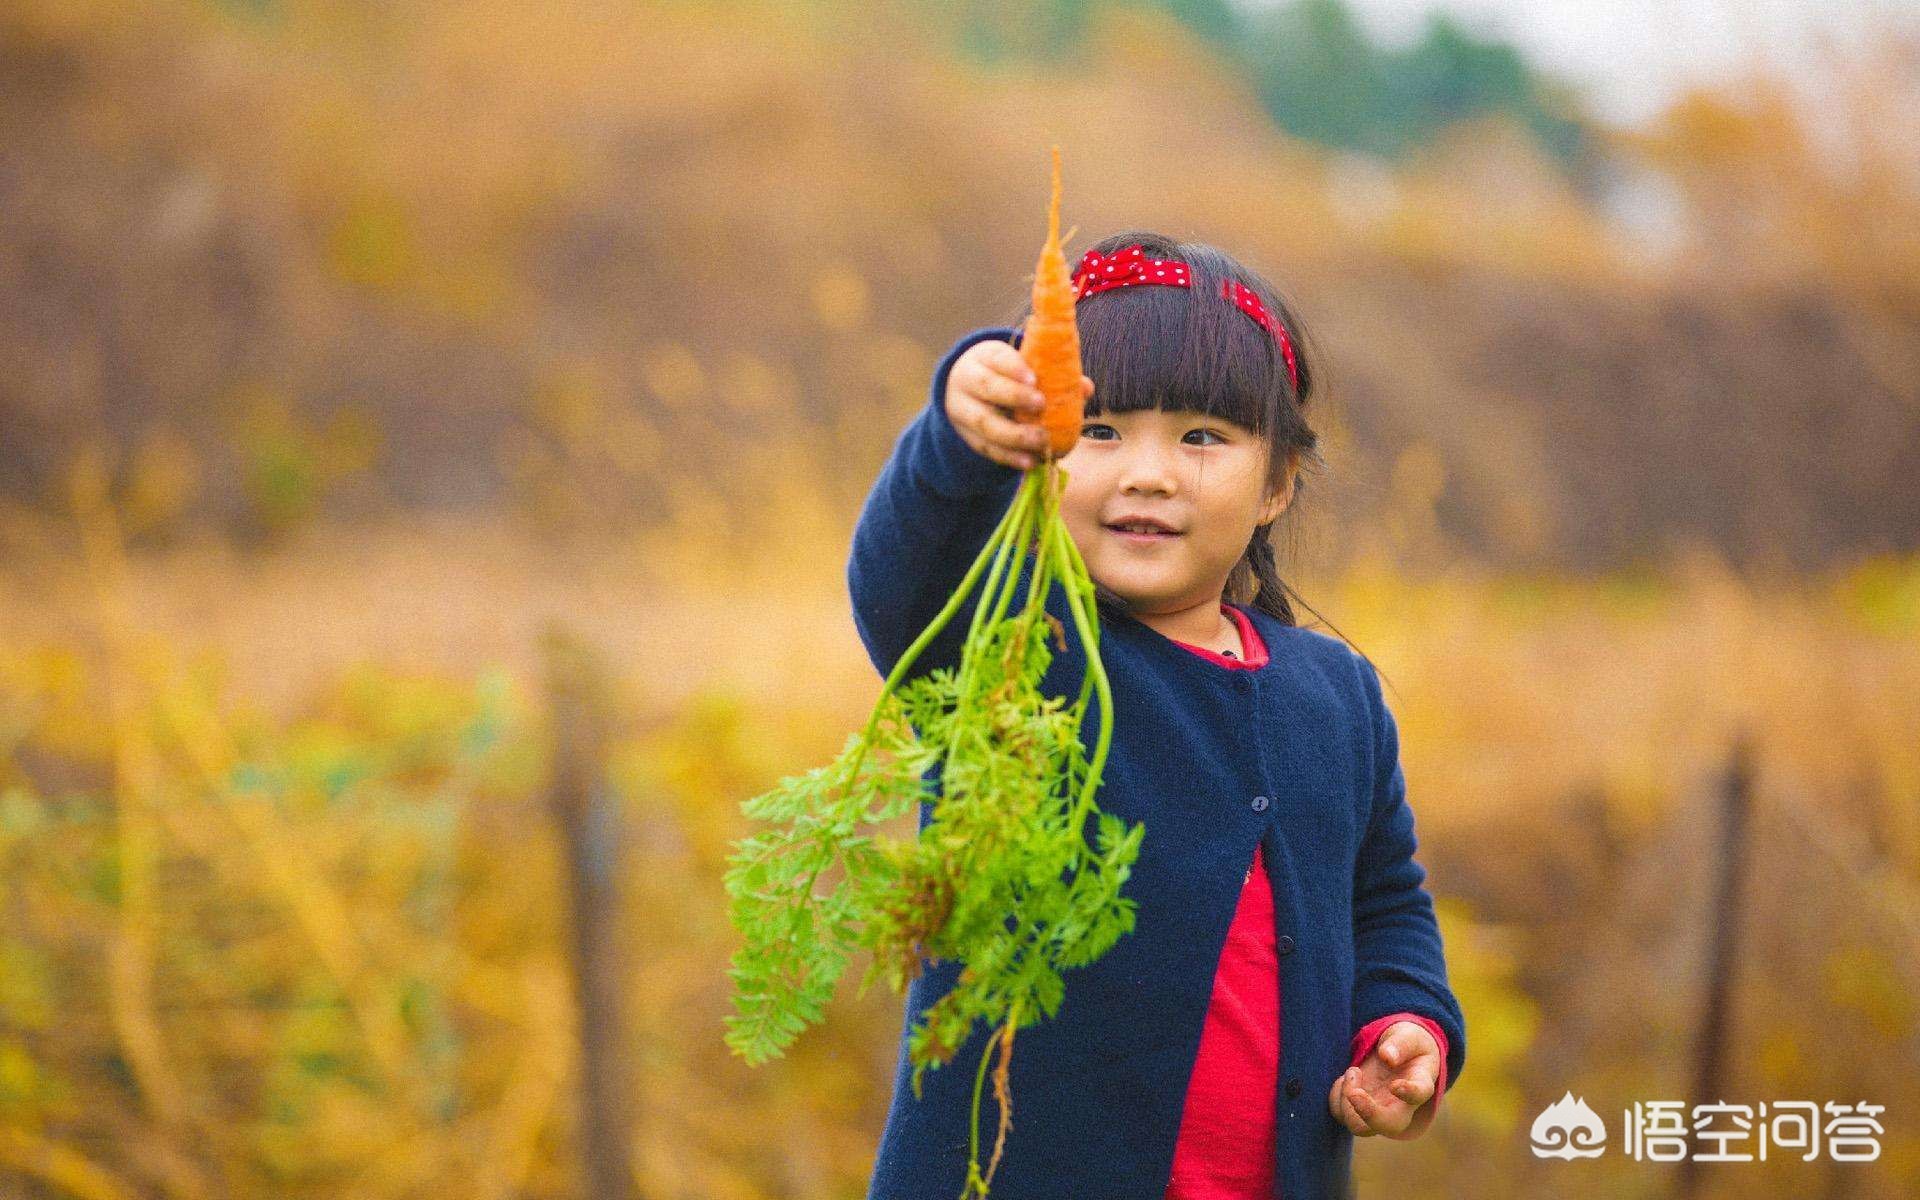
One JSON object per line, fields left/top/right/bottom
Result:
{"left": 845, "top": 326, "right": 1025, "bottom": 684}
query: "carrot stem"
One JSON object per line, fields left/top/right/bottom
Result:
{"left": 1052, "top": 469, "right": 1101, "bottom": 723}
{"left": 1046, "top": 490, "right": 1114, "bottom": 843}
{"left": 952, "top": 472, "right": 1042, "bottom": 715}
{"left": 961, "top": 1017, "right": 1004, "bottom": 1200}
{"left": 966, "top": 472, "right": 1041, "bottom": 651}
{"left": 841, "top": 470, "right": 1033, "bottom": 792}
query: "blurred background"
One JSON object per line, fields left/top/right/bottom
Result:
{"left": 2, "top": 0, "right": 1917, "bottom": 1196}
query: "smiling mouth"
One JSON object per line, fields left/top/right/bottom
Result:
{"left": 1105, "top": 523, "right": 1182, "bottom": 542}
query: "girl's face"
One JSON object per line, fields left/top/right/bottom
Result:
{"left": 1060, "top": 408, "right": 1297, "bottom": 615}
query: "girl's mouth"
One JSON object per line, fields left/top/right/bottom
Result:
{"left": 1105, "top": 523, "right": 1182, "bottom": 544}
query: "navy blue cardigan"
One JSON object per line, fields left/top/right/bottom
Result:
{"left": 847, "top": 326, "right": 1466, "bottom": 1200}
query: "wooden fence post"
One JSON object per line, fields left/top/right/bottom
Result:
{"left": 1676, "top": 728, "right": 1756, "bottom": 1200}
{"left": 543, "top": 624, "right": 637, "bottom": 1200}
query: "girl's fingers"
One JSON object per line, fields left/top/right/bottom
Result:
{"left": 961, "top": 422, "right": 1036, "bottom": 470}
{"left": 1329, "top": 1078, "right": 1357, "bottom": 1134}
{"left": 964, "top": 396, "right": 1051, "bottom": 456}
{"left": 986, "top": 341, "right": 1039, "bottom": 387}
{"left": 1344, "top": 1074, "right": 1409, "bottom": 1136}
{"left": 1389, "top": 1073, "right": 1434, "bottom": 1107}
{"left": 973, "top": 367, "right": 1047, "bottom": 414}
{"left": 1331, "top": 1070, "right": 1373, "bottom": 1136}
{"left": 969, "top": 438, "right": 1035, "bottom": 471}
{"left": 954, "top": 412, "right": 1037, "bottom": 469}
{"left": 976, "top": 348, "right": 1047, "bottom": 413}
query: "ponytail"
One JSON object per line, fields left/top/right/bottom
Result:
{"left": 1228, "top": 523, "right": 1298, "bottom": 626}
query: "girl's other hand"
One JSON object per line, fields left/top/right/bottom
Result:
{"left": 945, "top": 338, "right": 1094, "bottom": 471}
{"left": 1330, "top": 1021, "right": 1441, "bottom": 1141}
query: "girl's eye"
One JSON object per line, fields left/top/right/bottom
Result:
{"left": 1081, "top": 423, "right": 1226, "bottom": 444}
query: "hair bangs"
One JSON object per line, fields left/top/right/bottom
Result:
{"left": 1035, "top": 233, "right": 1297, "bottom": 441}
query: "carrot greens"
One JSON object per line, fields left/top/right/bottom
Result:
{"left": 724, "top": 149, "right": 1137, "bottom": 1200}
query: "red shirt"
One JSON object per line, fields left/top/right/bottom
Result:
{"left": 1162, "top": 604, "right": 1449, "bottom": 1199}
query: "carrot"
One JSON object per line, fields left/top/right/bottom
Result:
{"left": 725, "top": 145, "right": 1134, "bottom": 1200}
{"left": 1017, "top": 145, "right": 1084, "bottom": 460}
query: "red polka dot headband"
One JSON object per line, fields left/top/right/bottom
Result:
{"left": 1071, "top": 243, "right": 1301, "bottom": 395}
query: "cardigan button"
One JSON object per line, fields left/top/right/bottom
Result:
{"left": 1277, "top": 934, "right": 1294, "bottom": 955}
{"left": 1251, "top": 795, "right": 1271, "bottom": 812}
{"left": 1286, "top": 1077, "right": 1303, "bottom": 1099}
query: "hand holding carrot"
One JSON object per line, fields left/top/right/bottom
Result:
{"left": 945, "top": 339, "right": 1094, "bottom": 472}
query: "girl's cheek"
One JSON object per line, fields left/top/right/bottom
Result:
{"left": 1059, "top": 486, "right": 1102, "bottom": 529}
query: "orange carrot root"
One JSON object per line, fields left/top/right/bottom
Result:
{"left": 1017, "top": 146, "right": 1085, "bottom": 460}
{"left": 983, "top": 1003, "right": 1019, "bottom": 1188}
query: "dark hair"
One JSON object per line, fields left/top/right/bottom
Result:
{"left": 1004, "top": 229, "right": 1341, "bottom": 635}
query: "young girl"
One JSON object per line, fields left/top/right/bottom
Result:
{"left": 848, "top": 232, "right": 1466, "bottom": 1200}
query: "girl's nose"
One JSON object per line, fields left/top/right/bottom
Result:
{"left": 1115, "top": 442, "right": 1180, "bottom": 497}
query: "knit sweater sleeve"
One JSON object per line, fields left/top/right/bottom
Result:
{"left": 1348, "top": 653, "right": 1468, "bottom": 1093}
{"left": 845, "top": 325, "right": 1028, "bottom": 683}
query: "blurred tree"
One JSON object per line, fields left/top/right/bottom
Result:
{"left": 1244, "top": 0, "right": 1391, "bottom": 155}
{"left": 893, "top": 0, "right": 1590, "bottom": 167}
{"left": 1242, "top": 1, "right": 1589, "bottom": 167}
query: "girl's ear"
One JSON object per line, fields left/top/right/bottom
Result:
{"left": 1262, "top": 450, "right": 1300, "bottom": 523}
